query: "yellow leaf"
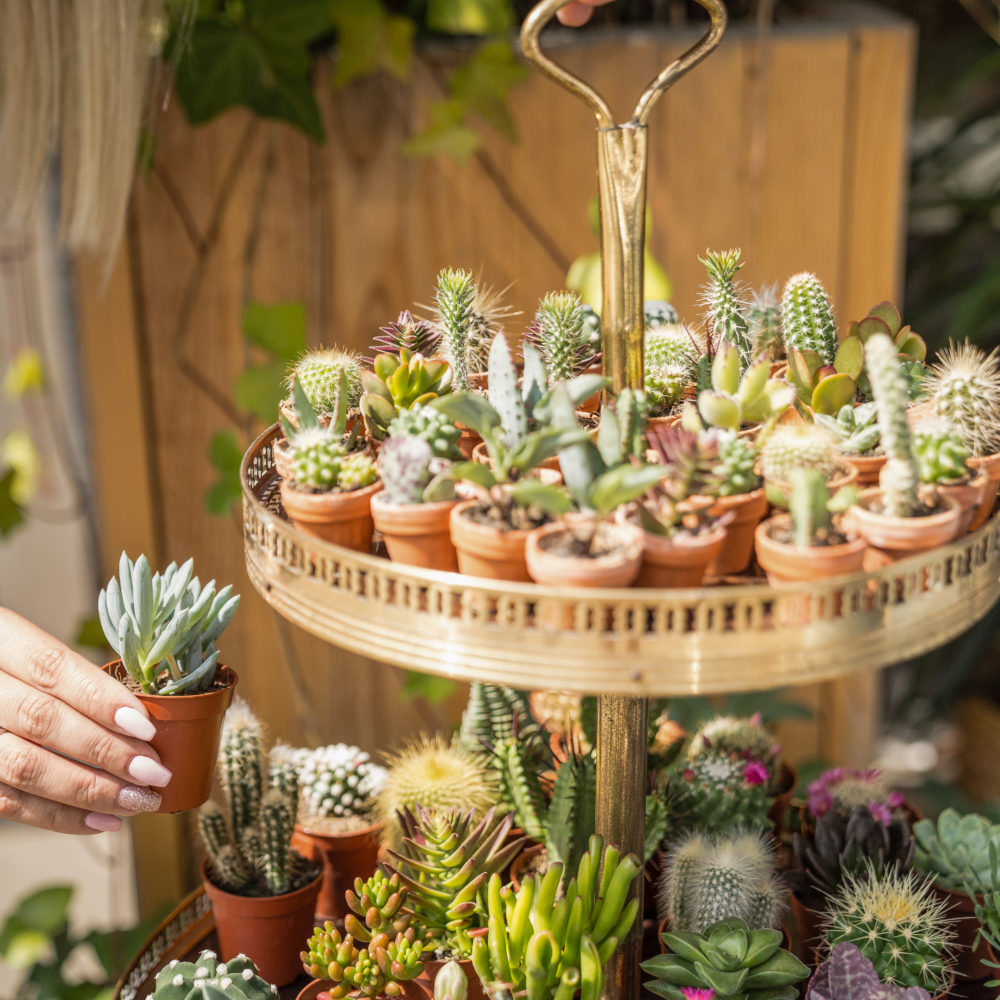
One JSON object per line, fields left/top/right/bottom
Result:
{"left": 2, "top": 349, "right": 45, "bottom": 398}
{"left": 0, "top": 430, "right": 41, "bottom": 504}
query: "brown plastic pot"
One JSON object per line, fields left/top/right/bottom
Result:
{"left": 102, "top": 661, "right": 236, "bottom": 813}
{"left": 789, "top": 894, "right": 824, "bottom": 964}
{"left": 766, "top": 760, "right": 797, "bottom": 836}
{"left": 754, "top": 515, "right": 867, "bottom": 584}
{"left": 203, "top": 860, "right": 322, "bottom": 987}
{"left": 704, "top": 488, "right": 769, "bottom": 577}
{"left": 371, "top": 493, "right": 460, "bottom": 572}
{"left": 449, "top": 500, "right": 533, "bottom": 582}
{"left": 280, "top": 479, "right": 383, "bottom": 551}
{"left": 928, "top": 883, "right": 995, "bottom": 981}
{"left": 847, "top": 489, "right": 961, "bottom": 569}
{"left": 290, "top": 819, "right": 384, "bottom": 924}
{"left": 842, "top": 453, "right": 886, "bottom": 487}
{"left": 631, "top": 522, "right": 727, "bottom": 588}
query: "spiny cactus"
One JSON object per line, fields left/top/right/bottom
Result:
{"left": 434, "top": 268, "right": 477, "bottom": 391}
{"left": 198, "top": 701, "right": 315, "bottom": 897}
{"left": 658, "top": 830, "right": 785, "bottom": 934}
{"left": 377, "top": 436, "right": 455, "bottom": 505}
{"left": 700, "top": 249, "right": 752, "bottom": 361}
{"left": 783, "top": 272, "right": 837, "bottom": 366}
{"left": 821, "top": 866, "right": 957, "bottom": 994}
{"left": 374, "top": 733, "right": 501, "bottom": 843}
{"left": 386, "top": 403, "right": 462, "bottom": 459}
{"left": 806, "top": 767, "right": 904, "bottom": 822}
{"left": 525, "top": 290, "right": 596, "bottom": 383}
{"left": 865, "top": 333, "right": 920, "bottom": 517}
{"left": 759, "top": 422, "right": 841, "bottom": 484}
{"left": 370, "top": 310, "right": 442, "bottom": 361}
{"left": 466, "top": 281, "right": 517, "bottom": 377}
{"left": 151, "top": 950, "right": 278, "bottom": 999}
{"left": 669, "top": 754, "right": 773, "bottom": 836}
{"left": 923, "top": 341, "right": 1000, "bottom": 457}
{"left": 289, "top": 349, "right": 363, "bottom": 415}
{"left": 688, "top": 715, "right": 779, "bottom": 768}
{"left": 912, "top": 420, "right": 970, "bottom": 484}
{"left": 748, "top": 284, "right": 784, "bottom": 360}
{"left": 645, "top": 324, "right": 698, "bottom": 415}
{"left": 289, "top": 427, "right": 377, "bottom": 492}
{"left": 294, "top": 744, "right": 388, "bottom": 822}
{"left": 458, "top": 682, "right": 535, "bottom": 755}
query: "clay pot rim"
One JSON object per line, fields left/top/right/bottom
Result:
{"left": 295, "top": 980, "right": 334, "bottom": 1000}
{"left": 527, "top": 519, "right": 645, "bottom": 566}
{"left": 618, "top": 509, "right": 728, "bottom": 552}
{"left": 280, "top": 478, "right": 383, "bottom": 504}
{"left": 200, "top": 857, "right": 322, "bottom": 905}
{"left": 756, "top": 513, "right": 864, "bottom": 553}
{"left": 102, "top": 660, "right": 238, "bottom": 707}
{"left": 852, "top": 487, "right": 961, "bottom": 527}
{"left": 763, "top": 458, "right": 859, "bottom": 494}
{"left": 371, "top": 492, "right": 460, "bottom": 514}
{"left": 450, "top": 498, "right": 535, "bottom": 541}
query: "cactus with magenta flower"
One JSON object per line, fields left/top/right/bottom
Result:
{"left": 806, "top": 768, "right": 904, "bottom": 824}
{"left": 668, "top": 754, "right": 773, "bottom": 836}
{"left": 151, "top": 950, "right": 278, "bottom": 999}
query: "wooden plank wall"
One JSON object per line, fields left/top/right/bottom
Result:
{"left": 74, "top": 2, "right": 915, "bottom": 914}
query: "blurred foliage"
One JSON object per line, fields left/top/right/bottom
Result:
{"left": 0, "top": 349, "right": 45, "bottom": 538}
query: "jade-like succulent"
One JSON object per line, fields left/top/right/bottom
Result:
{"left": 472, "top": 836, "right": 641, "bottom": 1000}
{"left": 378, "top": 436, "right": 455, "bottom": 505}
{"left": 643, "top": 917, "right": 809, "bottom": 1000}
{"left": 370, "top": 310, "right": 442, "bottom": 361}
{"left": 782, "top": 273, "right": 837, "bottom": 366}
{"left": 789, "top": 805, "right": 915, "bottom": 911}
{"left": 767, "top": 468, "right": 858, "bottom": 549}
{"left": 922, "top": 341, "right": 1000, "bottom": 457}
{"left": 699, "top": 249, "right": 752, "bottom": 362}
{"left": 697, "top": 344, "right": 795, "bottom": 432}
{"left": 667, "top": 754, "right": 773, "bottom": 836}
{"left": 758, "top": 422, "right": 841, "bottom": 484}
{"left": 912, "top": 808, "right": 1000, "bottom": 894}
{"left": 747, "top": 285, "right": 784, "bottom": 361}
{"left": 98, "top": 553, "right": 239, "bottom": 695}
{"left": 360, "top": 349, "right": 452, "bottom": 441}
{"left": 658, "top": 830, "right": 786, "bottom": 934}
{"left": 294, "top": 744, "right": 388, "bottom": 822}
{"left": 288, "top": 349, "right": 364, "bottom": 415}
{"left": 386, "top": 805, "right": 525, "bottom": 957}
{"left": 865, "top": 333, "right": 921, "bottom": 517}
{"left": 912, "top": 420, "right": 970, "bottom": 484}
{"left": 524, "top": 290, "right": 597, "bottom": 383}
{"left": 821, "top": 866, "right": 956, "bottom": 994}
{"left": 807, "top": 943, "right": 932, "bottom": 1000}
{"left": 151, "top": 950, "right": 278, "bottom": 999}
{"left": 198, "top": 701, "right": 316, "bottom": 897}
{"left": 814, "top": 403, "right": 880, "bottom": 456}
{"left": 848, "top": 302, "right": 927, "bottom": 400}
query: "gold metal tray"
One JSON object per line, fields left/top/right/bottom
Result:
{"left": 242, "top": 424, "right": 1000, "bottom": 696}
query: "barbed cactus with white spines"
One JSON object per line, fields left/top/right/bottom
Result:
{"left": 466, "top": 282, "right": 516, "bottom": 377}
{"left": 151, "top": 950, "right": 278, "bottom": 999}
{"left": 669, "top": 754, "right": 773, "bottom": 836}
{"left": 700, "top": 249, "right": 753, "bottom": 361}
{"left": 866, "top": 332, "right": 920, "bottom": 517}
{"left": 748, "top": 283, "right": 784, "bottom": 360}
{"left": 659, "top": 830, "right": 785, "bottom": 934}
{"left": 289, "top": 349, "right": 363, "bottom": 415}
{"left": 287, "top": 427, "right": 347, "bottom": 490}
{"left": 295, "top": 743, "right": 388, "bottom": 821}
{"left": 645, "top": 324, "right": 696, "bottom": 415}
{"left": 434, "top": 268, "right": 476, "bottom": 391}
{"left": 688, "top": 715, "right": 779, "bottom": 767}
{"left": 524, "top": 290, "right": 595, "bottom": 384}
{"left": 782, "top": 272, "right": 837, "bottom": 365}
{"left": 387, "top": 404, "right": 462, "bottom": 459}
{"left": 923, "top": 341, "right": 1000, "bottom": 457}
{"left": 759, "top": 422, "right": 841, "bottom": 484}
{"left": 822, "top": 866, "right": 957, "bottom": 994}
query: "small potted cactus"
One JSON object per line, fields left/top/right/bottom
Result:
{"left": 814, "top": 402, "right": 885, "bottom": 486}
{"left": 283, "top": 348, "right": 365, "bottom": 430}
{"left": 807, "top": 942, "right": 933, "bottom": 1000}
{"left": 371, "top": 410, "right": 463, "bottom": 571}
{"left": 279, "top": 378, "right": 382, "bottom": 551}
{"left": 754, "top": 469, "right": 864, "bottom": 584}
{"left": 150, "top": 950, "right": 278, "bottom": 999}
{"left": 848, "top": 333, "right": 961, "bottom": 565}
{"left": 912, "top": 419, "right": 991, "bottom": 535}
{"left": 291, "top": 743, "right": 389, "bottom": 924}
{"left": 644, "top": 321, "right": 699, "bottom": 419}
{"left": 757, "top": 421, "right": 857, "bottom": 494}
{"left": 98, "top": 552, "right": 239, "bottom": 812}
{"left": 522, "top": 290, "right": 598, "bottom": 388}
{"left": 198, "top": 701, "right": 322, "bottom": 986}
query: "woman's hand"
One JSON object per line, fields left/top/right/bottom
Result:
{"left": 0, "top": 609, "right": 169, "bottom": 833}
{"left": 556, "top": 0, "right": 616, "bottom": 27}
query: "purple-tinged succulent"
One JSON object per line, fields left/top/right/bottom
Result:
{"left": 807, "top": 943, "right": 930, "bottom": 1000}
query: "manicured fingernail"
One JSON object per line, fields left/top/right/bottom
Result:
{"left": 85, "top": 812, "right": 122, "bottom": 832}
{"left": 114, "top": 706, "right": 156, "bottom": 742}
{"left": 116, "top": 785, "right": 162, "bottom": 813}
{"left": 127, "top": 756, "right": 172, "bottom": 788}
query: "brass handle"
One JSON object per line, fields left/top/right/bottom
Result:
{"left": 519, "top": 0, "right": 729, "bottom": 128}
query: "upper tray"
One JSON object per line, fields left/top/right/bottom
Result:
{"left": 242, "top": 424, "right": 1000, "bottom": 695}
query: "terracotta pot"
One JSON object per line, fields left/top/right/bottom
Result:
{"left": 703, "top": 488, "right": 769, "bottom": 577}
{"left": 789, "top": 894, "right": 824, "bottom": 964}
{"left": 102, "top": 661, "right": 236, "bottom": 813}
{"left": 578, "top": 362, "right": 605, "bottom": 413}
{"left": 968, "top": 450, "right": 1000, "bottom": 504}
{"left": 767, "top": 760, "right": 797, "bottom": 836}
{"left": 842, "top": 452, "right": 886, "bottom": 487}
{"left": 291, "top": 819, "right": 384, "bottom": 924}
{"left": 928, "top": 883, "right": 995, "bottom": 981}
{"left": 273, "top": 436, "right": 293, "bottom": 480}
{"left": 847, "top": 490, "right": 962, "bottom": 569}
{"left": 936, "top": 472, "right": 990, "bottom": 536}
{"left": 456, "top": 426, "right": 483, "bottom": 460}
{"left": 202, "top": 860, "right": 322, "bottom": 986}
{"left": 280, "top": 479, "right": 383, "bottom": 551}
{"left": 297, "top": 980, "right": 427, "bottom": 1000}
{"left": 630, "top": 522, "right": 727, "bottom": 588}
{"left": 754, "top": 515, "right": 867, "bottom": 584}
{"left": 449, "top": 500, "right": 533, "bottom": 582}
{"left": 764, "top": 460, "right": 859, "bottom": 499}
{"left": 967, "top": 463, "right": 998, "bottom": 531}
{"left": 509, "top": 842, "right": 546, "bottom": 891}
{"left": 371, "top": 493, "right": 460, "bottom": 572}
{"left": 416, "top": 958, "right": 485, "bottom": 1000}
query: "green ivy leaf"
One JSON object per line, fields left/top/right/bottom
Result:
{"left": 403, "top": 98, "right": 481, "bottom": 163}
{"left": 400, "top": 670, "right": 456, "bottom": 704}
{"left": 233, "top": 363, "right": 288, "bottom": 424}
{"left": 449, "top": 41, "right": 527, "bottom": 139}
{"left": 173, "top": 0, "right": 332, "bottom": 141}
{"left": 204, "top": 430, "right": 244, "bottom": 516}
{"left": 0, "top": 430, "right": 41, "bottom": 504}
{"left": 331, "top": 0, "right": 414, "bottom": 87}
{"left": 241, "top": 301, "right": 307, "bottom": 361}
{"left": 74, "top": 618, "right": 110, "bottom": 652}
{"left": 2, "top": 348, "right": 45, "bottom": 398}
{"left": 426, "top": 0, "right": 515, "bottom": 34}
{"left": 0, "top": 468, "right": 25, "bottom": 537}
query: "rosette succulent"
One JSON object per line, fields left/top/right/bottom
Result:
{"left": 912, "top": 808, "right": 1000, "bottom": 894}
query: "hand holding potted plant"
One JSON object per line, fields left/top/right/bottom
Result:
{"left": 97, "top": 552, "right": 239, "bottom": 812}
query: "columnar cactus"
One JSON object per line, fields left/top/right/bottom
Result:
{"left": 151, "top": 951, "right": 278, "bottom": 999}
{"left": 748, "top": 284, "right": 784, "bottom": 360}
{"left": 865, "top": 332, "right": 920, "bottom": 517}
{"left": 434, "top": 268, "right": 476, "bottom": 391}
{"left": 759, "top": 422, "right": 841, "bottom": 483}
{"left": 700, "top": 249, "right": 752, "bottom": 361}
{"left": 525, "top": 290, "right": 596, "bottom": 383}
{"left": 289, "top": 349, "right": 363, "bottom": 414}
{"left": 923, "top": 341, "right": 1000, "bottom": 457}
{"left": 782, "top": 272, "right": 837, "bottom": 366}
{"left": 295, "top": 743, "right": 388, "bottom": 821}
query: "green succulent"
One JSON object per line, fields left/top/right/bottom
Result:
{"left": 814, "top": 402, "right": 880, "bottom": 456}
{"left": 387, "top": 403, "right": 463, "bottom": 460}
{"left": 526, "top": 290, "right": 596, "bottom": 383}
{"left": 642, "top": 917, "right": 809, "bottom": 1000}
{"left": 667, "top": 754, "right": 773, "bottom": 837}
{"left": 913, "top": 808, "right": 1000, "bottom": 894}
{"left": 782, "top": 273, "right": 837, "bottom": 367}
{"left": 912, "top": 421, "right": 970, "bottom": 484}
{"left": 697, "top": 344, "right": 795, "bottom": 432}
{"left": 360, "top": 349, "right": 452, "bottom": 441}
{"left": 151, "top": 951, "right": 277, "bottom": 999}
{"left": 289, "top": 349, "right": 363, "bottom": 415}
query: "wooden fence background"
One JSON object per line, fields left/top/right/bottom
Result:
{"left": 73, "top": 1, "right": 916, "bottom": 914}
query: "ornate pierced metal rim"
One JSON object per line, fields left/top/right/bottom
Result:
{"left": 242, "top": 424, "right": 1000, "bottom": 695}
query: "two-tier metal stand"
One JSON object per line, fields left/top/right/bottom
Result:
{"left": 240, "top": 4, "right": 1000, "bottom": 999}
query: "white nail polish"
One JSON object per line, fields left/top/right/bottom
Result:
{"left": 128, "top": 755, "right": 172, "bottom": 788}
{"left": 114, "top": 706, "right": 156, "bottom": 742}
